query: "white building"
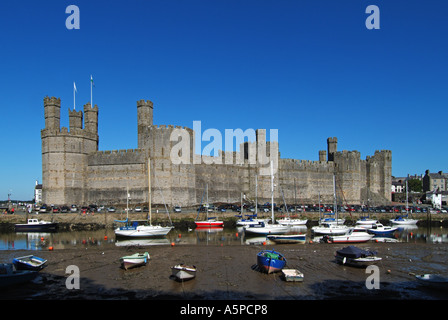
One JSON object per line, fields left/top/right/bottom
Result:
{"left": 35, "top": 181, "right": 42, "bottom": 204}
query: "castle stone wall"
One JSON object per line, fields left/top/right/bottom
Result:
{"left": 41, "top": 96, "right": 392, "bottom": 207}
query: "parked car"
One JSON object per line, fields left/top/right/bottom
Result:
{"left": 134, "top": 206, "right": 142, "bottom": 212}
{"left": 173, "top": 206, "right": 182, "bottom": 213}
{"left": 107, "top": 207, "right": 116, "bottom": 212}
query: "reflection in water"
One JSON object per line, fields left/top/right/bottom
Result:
{"left": 0, "top": 225, "right": 447, "bottom": 251}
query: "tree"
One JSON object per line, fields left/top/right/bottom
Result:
{"left": 407, "top": 179, "right": 422, "bottom": 192}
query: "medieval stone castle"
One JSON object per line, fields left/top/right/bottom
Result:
{"left": 41, "top": 96, "right": 392, "bottom": 207}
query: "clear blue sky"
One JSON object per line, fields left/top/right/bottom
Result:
{"left": 1, "top": 0, "right": 447, "bottom": 200}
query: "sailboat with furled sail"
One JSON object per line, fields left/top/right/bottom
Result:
{"left": 243, "top": 161, "right": 290, "bottom": 235}
{"left": 195, "top": 183, "right": 224, "bottom": 228}
{"left": 114, "top": 158, "right": 174, "bottom": 237}
{"left": 311, "top": 175, "right": 349, "bottom": 236}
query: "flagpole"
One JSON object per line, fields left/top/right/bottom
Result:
{"left": 73, "top": 82, "right": 76, "bottom": 110}
{"left": 90, "top": 75, "right": 93, "bottom": 108}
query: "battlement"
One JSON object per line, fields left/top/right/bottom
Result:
{"left": 137, "top": 99, "right": 154, "bottom": 108}
{"left": 44, "top": 96, "right": 61, "bottom": 105}
{"left": 280, "top": 158, "right": 335, "bottom": 172}
{"left": 89, "top": 148, "right": 147, "bottom": 166}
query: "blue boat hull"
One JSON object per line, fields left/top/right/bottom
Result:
{"left": 257, "top": 250, "right": 287, "bottom": 274}
{"left": 368, "top": 230, "right": 395, "bottom": 236}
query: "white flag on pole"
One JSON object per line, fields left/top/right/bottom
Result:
{"left": 73, "top": 81, "right": 77, "bottom": 110}
{"left": 90, "top": 75, "right": 94, "bottom": 108}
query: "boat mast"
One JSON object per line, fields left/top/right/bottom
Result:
{"left": 406, "top": 179, "right": 409, "bottom": 215}
{"left": 333, "top": 174, "right": 338, "bottom": 225}
{"left": 241, "top": 192, "right": 243, "bottom": 216}
{"left": 318, "top": 191, "right": 321, "bottom": 221}
{"left": 148, "top": 157, "right": 152, "bottom": 226}
{"left": 206, "top": 183, "right": 209, "bottom": 220}
{"left": 270, "top": 160, "right": 275, "bottom": 224}
{"left": 126, "top": 184, "right": 129, "bottom": 221}
{"left": 255, "top": 174, "right": 258, "bottom": 215}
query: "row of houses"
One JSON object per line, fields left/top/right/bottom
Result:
{"left": 392, "top": 170, "right": 448, "bottom": 208}
{"left": 392, "top": 170, "right": 448, "bottom": 193}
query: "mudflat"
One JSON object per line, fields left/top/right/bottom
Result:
{"left": 1, "top": 242, "right": 447, "bottom": 300}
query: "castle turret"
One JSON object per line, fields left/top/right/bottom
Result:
{"left": 84, "top": 103, "right": 98, "bottom": 133}
{"left": 137, "top": 99, "right": 153, "bottom": 148}
{"left": 44, "top": 96, "right": 61, "bottom": 131}
{"left": 327, "top": 137, "right": 337, "bottom": 161}
{"left": 319, "top": 150, "right": 327, "bottom": 162}
{"left": 69, "top": 108, "right": 83, "bottom": 131}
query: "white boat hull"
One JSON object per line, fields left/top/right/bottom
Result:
{"left": 356, "top": 219, "right": 378, "bottom": 226}
{"left": 236, "top": 219, "right": 269, "bottom": 226}
{"left": 329, "top": 234, "right": 374, "bottom": 243}
{"left": 244, "top": 224, "right": 290, "bottom": 235}
{"left": 336, "top": 255, "right": 382, "bottom": 267}
{"left": 415, "top": 274, "right": 448, "bottom": 289}
{"left": 311, "top": 225, "right": 350, "bottom": 236}
{"left": 390, "top": 219, "right": 418, "bottom": 225}
{"left": 115, "top": 225, "right": 173, "bottom": 237}
{"left": 171, "top": 264, "right": 197, "bottom": 281}
{"left": 277, "top": 218, "right": 308, "bottom": 226}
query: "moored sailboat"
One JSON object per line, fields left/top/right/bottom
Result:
{"left": 115, "top": 158, "right": 173, "bottom": 237}
{"left": 195, "top": 184, "right": 224, "bottom": 228}
{"left": 243, "top": 161, "right": 290, "bottom": 235}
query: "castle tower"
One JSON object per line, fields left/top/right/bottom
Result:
{"left": 42, "top": 97, "right": 99, "bottom": 205}
{"left": 327, "top": 137, "right": 338, "bottom": 161}
{"left": 319, "top": 150, "right": 327, "bottom": 162}
{"left": 84, "top": 103, "right": 98, "bottom": 133}
{"left": 69, "top": 108, "right": 83, "bottom": 131}
{"left": 44, "top": 96, "right": 61, "bottom": 131}
{"left": 137, "top": 99, "right": 153, "bottom": 149}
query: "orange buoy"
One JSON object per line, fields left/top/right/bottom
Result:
{"left": 171, "top": 242, "right": 175, "bottom": 247}
{"left": 49, "top": 246, "right": 54, "bottom": 251}
{"left": 104, "top": 236, "right": 108, "bottom": 240}
{"left": 178, "top": 234, "right": 182, "bottom": 238}
{"left": 263, "top": 241, "right": 266, "bottom": 246}
{"left": 40, "top": 237, "right": 44, "bottom": 241}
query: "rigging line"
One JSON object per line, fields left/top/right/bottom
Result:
{"left": 151, "top": 163, "right": 173, "bottom": 226}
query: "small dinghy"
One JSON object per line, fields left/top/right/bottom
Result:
{"left": 335, "top": 246, "right": 382, "bottom": 267}
{"left": 367, "top": 223, "right": 398, "bottom": 236}
{"left": 0, "top": 263, "right": 38, "bottom": 288}
{"left": 171, "top": 264, "right": 197, "bottom": 281}
{"left": 282, "top": 269, "right": 304, "bottom": 282}
{"left": 267, "top": 234, "right": 306, "bottom": 244}
{"left": 415, "top": 274, "right": 448, "bottom": 289}
{"left": 13, "top": 255, "right": 47, "bottom": 271}
{"left": 256, "top": 249, "right": 287, "bottom": 274}
{"left": 120, "top": 252, "right": 149, "bottom": 270}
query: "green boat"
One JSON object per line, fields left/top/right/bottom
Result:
{"left": 120, "top": 252, "right": 150, "bottom": 270}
